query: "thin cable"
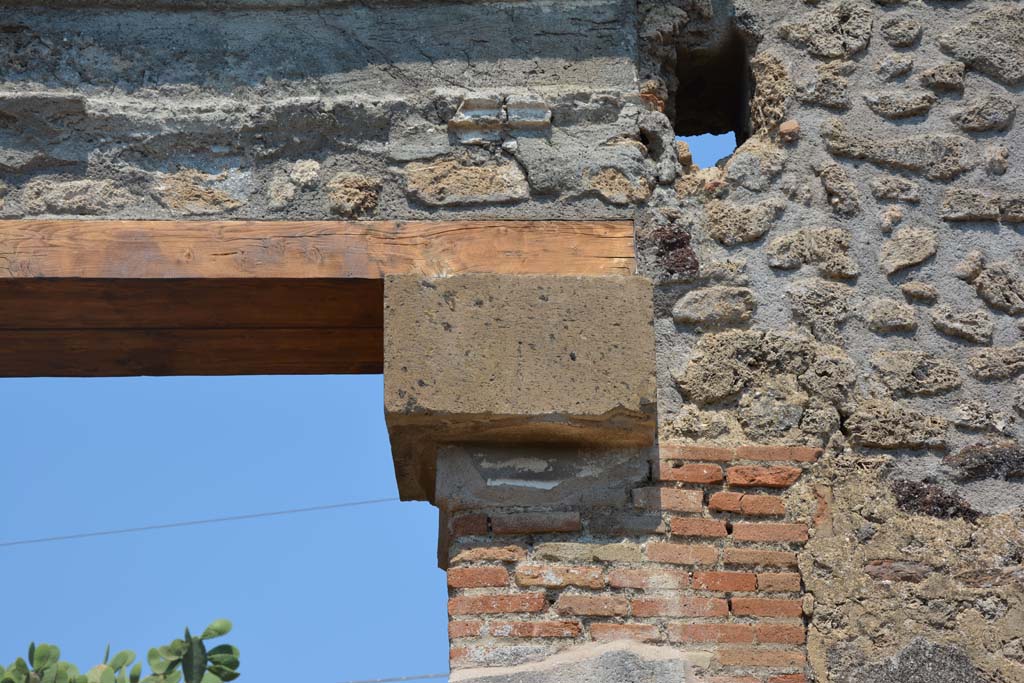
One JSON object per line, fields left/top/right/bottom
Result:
{"left": 336, "top": 676, "right": 448, "bottom": 683}
{"left": 0, "top": 497, "right": 401, "bottom": 548}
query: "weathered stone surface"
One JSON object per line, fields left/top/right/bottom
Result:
{"left": 737, "top": 378, "right": 809, "bottom": 442}
{"left": 450, "top": 641, "right": 695, "bottom": 683}
{"left": 950, "top": 399, "right": 1010, "bottom": 434}
{"left": 939, "top": 5, "right": 1024, "bottom": 86}
{"left": 968, "top": 343, "right": 1024, "bottom": 381}
{"left": 817, "top": 161, "right": 861, "bottom": 216}
{"left": 945, "top": 441, "right": 1024, "bottom": 482}
{"left": 865, "top": 297, "right": 917, "bottom": 334}
{"left": 822, "top": 119, "right": 973, "bottom": 180}
{"left": 984, "top": 145, "right": 1010, "bottom": 177}
{"left": 901, "top": 281, "right": 937, "bottom": 303}
{"left": 767, "top": 227, "right": 858, "bottom": 279}
{"left": 325, "top": 172, "right": 380, "bottom": 217}
{"left": 705, "top": 199, "right": 783, "bottom": 246}
{"left": 385, "top": 275, "right": 655, "bottom": 501}
{"left": 796, "top": 61, "right": 854, "bottom": 110}
{"left": 941, "top": 189, "right": 1001, "bottom": 222}
{"left": 404, "top": 157, "right": 528, "bottom": 206}
{"left": 583, "top": 167, "right": 652, "bottom": 205}
{"left": 879, "top": 227, "right": 937, "bottom": 275}
{"left": 864, "top": 90, "right": 935, "bottom": 120}
{"left": 880, "top": 14, "right": 921, "bottom": 47}
{"left": 846, "top": 399, "right": 947, "bottom": 450}
{"left": 871, "top": 350, "right": 960, "bottom": 396}
{"left": 153, "top": 169, "right": 242, "bottom": 215}
{"left": 865, "top": 560, "right": 933, "bottom": 583}
{"left": 952, "top": 95, "right": 1016, "bottom": 133}
{"left": 749, "top": 52, "right": 795, "bottom": 134}
{"left": 876, "top": 53, "right": 913, "bottom": 81}
{"left": 973, "top": 261, "right": 1024, "bottom": 315}
{"left": 20, "top": 178, "right": 132, "bottom": 215}
{"left": 890, "top": 481, "right": 978, "bottom": 522}
{"left": 954, "top": 250, "right": 986, "bottom": 282}
{"left": 920, "top": 62, "right": 965, "bottom": 93}
{"left": 672, "top": 286, "right": 756, "bottom": 327}
{"left": 930, "top": 305, "right": 993, "bottom": 345}
{"left": 788, "top": 278, "right": 852, "bottom": 342}
{"left": 829, "top": 638, "right": 985, "bottom": 682}
{"left": 870, "top": 174, "right": 920, "bottom": 204}
{"left": 779, "top": 1, "right": 874, "bottom": 59}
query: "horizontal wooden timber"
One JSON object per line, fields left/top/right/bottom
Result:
{"left": 0, "top": 220, "right": 635, "bottom": 377}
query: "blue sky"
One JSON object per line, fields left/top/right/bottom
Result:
{"left": 0, "top": 134, "right": 736, "bottom": 683}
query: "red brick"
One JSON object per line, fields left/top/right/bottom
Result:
{"left": 755, "top": 623, "right": 806, "bottom": 645}
{"left": 741, "top": 495, "right": 787, "bottom": 516}
{"left": 589, "top": 511, "right": 668, "bottom": 535}
{"left": 708, "top": 491, "right": 743, "bottom": 512}
{"left": 659, "top": 444, "right": 735, "bottom": 461}
{"left": 726, "top": 466, "right": 802, "bottom": 488}
{"left": 716, "top": 648, "right": 806, "bottom": 668}
{"left": 450, "top": 647, "right": 468, "bottom": 668}
{"left": 450, "top": 513, "right": 488, "bottom": 537}
{"left": 667, "top": 623, "right": 755, "bottom": 644}
{"left": 590, "top": 623, "right": 661, "bottom": 643}
{"left": 490, "top": 511, "right": 581, "bottom": 535}
{"left": 670, "top": 517, "right": 728, "bottom": 537}
{"left": 451, "top": 544, "right": 527, "bottom": 564}
{"left": 731, "top": 597, "right": 803, "bottom": 618}
{"left": 736, "top": 446, "right": 822, "bottom": 463}
{"left": 647, "top": 542, "right": 719, "bottom": 566}
{"left": 632, "top": 595, "right": 728, "bottom": 617}
{"left": 757, "top": 572, "right": 802, "bottom": 592}
{"left": 632, "top": 486, "right": 703, "bottom": 513}
{"left": 554, "top": 594, "right": 629, "bottom": 617}
{"left": 516, "top": 565, "right": 604, "bottom": 589}
{"left": 449, "top": 593, "right": 547, "bottom": 615}
{"left": 448, "top": 566, "right": 510, "bottom": 588}
{"left": 607, "top": 568, "right": 690, "bottom": 590}
{"left": 692, "top": 571, "right": 756, "bottom": 592}
{"left": 658, "top": 462, "right": 724, "bottom": 484}
{"left": 769, "top": 675, "right": 808, "bottom": 683}
{"left": 723, "top": 548, "right": 798, "bottom": 567}
{"left": 488, "top": 621, "right": 582, "bottom": 638}
{"left": 448, "top": 620, "right": 483, "bottom": 638}
{"left": 732, "top": 522, "right": 809, "bottom": 543}
{"left": 704, "top": 678, "right": 761, "bottom": 683}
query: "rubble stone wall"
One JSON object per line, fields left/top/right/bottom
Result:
{"left": 3, "top": 1, "right": 1022, "bottom": 681}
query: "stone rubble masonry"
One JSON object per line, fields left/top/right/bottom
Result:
{"left": 384, "top": 274, "right": 656, "bottom": 501}
{"left": 443, "top": 444, "right": 819, "bottom": 682}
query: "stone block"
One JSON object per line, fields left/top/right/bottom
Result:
{"left": 385, "top": 274, "right": 655, "bottom": 501}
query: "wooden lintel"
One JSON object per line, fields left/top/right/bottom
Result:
{"left": 0, "top": 220, "right": 635, "bottom": 377}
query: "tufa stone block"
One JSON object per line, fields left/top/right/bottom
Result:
{"left": 384, "top": 274, "right": 655, "bottom": 501}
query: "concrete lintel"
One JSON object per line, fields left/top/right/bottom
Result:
{"left": 384, "top": 274, "right": 656, "bottom": 501}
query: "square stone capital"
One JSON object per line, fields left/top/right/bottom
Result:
{"left": 384, "top": 274, "right": 656, "bottom": 501}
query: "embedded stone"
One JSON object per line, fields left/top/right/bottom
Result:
{"left": 953, "top": 251, "right": 985, "bottom": 282}
{"left": 984, "top": 145, "right": 1009, "bottom": 177}
{"left": 153, "top": 169, "right": 242, "bottom": 215}
{"left": 737, "top": 378, "right": 808, "bottom": 442}
{"left": 930, "top": 305, "right": 992, "bottom": 345}
{"left": 326, "top": 172, "right": 380, "bottom": 217}
{"left": 822, "top": 119, "right": 972, "bottom": 180}
{"left": 779, "top": 0, "right": 874, "bottom": 59}
{"left": 705, "top": 199, "right": 783, "bottom": 246}
{"left": 939, "top": 5, "right": 1024, "bottom": 86}
{"left": 952, "top": 95, "right": 1016, "bottom": 133}
{"left": 672, "top": 286, "right": 756, "bottom": 327}
{"left": 945, "top": 441, "right": 1024, "bottom": 482}
{"left": 266, "top": 175, "right": 296, "bottom": 210}
{"left": 879, "top": 206, "right": 903, "bottom": 233}
{"left": 968, "top": 343, "right": 1024, "bottom": 381}
{"left": 876, "top": 54, "right": 913, "bottom": 81}
{"left": 864, "top": 297, "right": 917, "bottom": 334}
{"left": 584, "top": 167, "right": 652, "bottom": 205}
{"left": 919, "top": 62, "right": 965, "bottom": 93}
{"left": 796, "top": 61, "right": 854, "bottom": 110}
{"left": 846, "top": 399, "right": 947, "bottom": 450}
{"left": 974, "top": 261, "right": 1024, "bottom": 315}
{"left": 941, "top": 189, "right": 1001, "bottom": 222}
{"left": 767, "top": 227, "right": 858, "bottom": 279}
{"left": 289, "top": 159, "right": 321, "bottom": 188}
{"left": 870, "top": 350, "right": 961, "bottom": 396}
{"left": 865, "top": 560, "right": 932, "bottom": 583}
{"left": 869, "top": 174, "right": 920, "bottom": 203}
{"left": 779, "top": 120, "right": 801, "bottom": 143}
{"left": 880, "top": 14, "right": 921, "bottom": 48}
{"left": 816, "top": 161, "right": 861, "bottom": 216}
{"left": 879, "top": 227, "right": 937, "bottom": 275}
{"left": 900, "top": 281, "right": 938, "bottom": 303}
{"left": 404, "top": 156, "right": 528, "bottom": 206}
{"left": 21, "top": 178, "right": 132, "bottom": 216}
{"left": 950, "top": 401, "right": 1011, "bottom": 435}
{"left": 863, "top": 90, "right": 935, "bottom": 119}
{"left": 890, "top": 482, "right": 978, "bottom": 522}
{"left": 788, "top": 278, "right": 852, "bottom": 343}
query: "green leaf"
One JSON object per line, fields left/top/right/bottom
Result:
{"left": 100, "top": 668, "right": 114, "bottom": 683}
{"left": 180, "top": 637, "right": 205, "bottom": 683}
{"left": 164, "top": 671, "right": 181, "bottom": 683}
{"left": 202, "top": 648, "right": 235, "bottom": 661}
{"left": 204, "top": 667, "right": 236, "bottom": 683}
{"left": 162, "top": 641, "right": 187, "bottom": 660}
{"left": 27, "top": 645, "right": 35, "bottom": 669}
{"left": 108, "top": 653, "right": 134, "bottom": 673}
{"left": 129, "top": 663, "right": 141, "bottom": 683}
{"left": 203, "top": 657, "right": 236, "bottom": 672}
{"left": 41, "top": 668, "right": 56, "bottom": 683}
{"left": 198, "top": 621, "right": 230, "bottom": 642}
{"left": 103, "top": 647, "right": 110, "bottom": 667}
{"left": 198, "top": 674, "right": 220, "bottom": 683}
{"left": 32, "top": 646, "right": 59, "bottom": 672}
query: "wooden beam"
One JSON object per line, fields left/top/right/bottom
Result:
{"left": 0, "top": 220, "right": 634, "bottom": 377}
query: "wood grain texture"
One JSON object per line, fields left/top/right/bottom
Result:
{"left": 0, "top": 220, "right": 634, "bottom": 377}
